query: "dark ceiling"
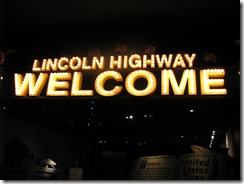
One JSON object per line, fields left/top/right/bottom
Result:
{"left": 1, "top": 0, "right": 240, "bottom": 66}
{"left": 0, "top": 0, "right": 241, "bottom": 154}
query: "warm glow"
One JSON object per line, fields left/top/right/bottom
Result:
{"left": 71, "top": 72, "right": 94, "bottom": 96}
{"left": 82, "top": 57, "right": 91, "bottom": 70}
{"left": 200, "top": 69, "right": 227, "bottom": 95}
{"left": 94, "top": 71, "right": 123, "bottom": 96}
{"left": 15, "top": 73, "right": 48, "bottom": 96}
{"left": 184, "top": 53, "right": 196, "bottom": 67}
{"left": 92, "top": 56, "right": 105, "bottom": 69}
{"left": 142, "top": 55, "right": 155, "bottom": 68}
{"left": 47, "top": 72, "right": 71, "bottom": 96}
{"left": 32, "top": 60, "right": 42, "bottom": 72}
{"left": 15, "top": 53, "right": 228, "bottom": 97}
{"left": 125, "top": 70, "right": 156, "bottom": 96}
{"left": 110, "top": 56, "right": 123, "bottom": 69}
{"left": 46, "top": 59, "right": 58, "bottom": 71}
{"left": 70, "top": 57, "right": 82, "bottom": 70}
{"left": 172, "top": 54, "right": 186, "bottom": 68}
{"left": 156, "top": 54, "right": 173, "bottom": 68}
{"left": 58, "top": 57, "right": 70, "bottom": 71}
{"left": 128, "top": 54, "right": 142, "bottom": 68}
{"left": 161, "top": 69, "right": 197, "bottom": 95}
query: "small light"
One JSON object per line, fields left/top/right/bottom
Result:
{"left": 126, "top": 116, "right": 129, "bottom": 119}
{"left": 144, "top": 115, "right": 147, "bottom": 117}
{"left": 212, "top": 130, "right": 215, "bottom": 135}
{"left": 190, "top": 109, "right": 194, "bottom": 112}
{"left": 211, "top": 135, "right": 214, "bottom": 139}
{"left": 181, "top": 135, "right": 184, "bottom": 138}
{"left": 0, "top": 76, "right": 3, "bottom": 80}
{"left": 129, "top": 115, "right": 133, "bottom": 119}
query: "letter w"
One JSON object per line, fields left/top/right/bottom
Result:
{"left": 15, "top": 73, "right": 48, "bottom": 96}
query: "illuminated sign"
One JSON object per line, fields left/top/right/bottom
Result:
{"left": 14, "top": 53, "right": 227, "bottom": 97}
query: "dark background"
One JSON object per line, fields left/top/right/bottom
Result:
{"left": 0, "top": 0, "right": 241, "bottom": 180}
{"left": 0, "top": 0, "right": 240, "bottom": 69}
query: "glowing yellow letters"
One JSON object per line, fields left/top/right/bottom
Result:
{"left": 95, "top": 71, "right": 123, "bottom": 96}
{"left": 125, "top": 70, "right": 156, "bottom": 96}
{"left": 47, "top": 73, "right": 71, "bottom": 96}
{"left": 33, "top": 56, "right": 105, "bottom": 71}
{"left": 161, "top": 69, "right": 197, "bottom": 95}
{"left": 15, "top": 53, "right": 227, "bottom": 97}
{"left": 200, "top": 69, "right": 227, "bottom": 95}
{"left": 15, "top": 73, "right": 48, "bottom": 96}
{"left": 14, "top": 68, "right": 227, "bottom": 97}
{"left": 71, "top": 72, "right": 94, "bottom": 96}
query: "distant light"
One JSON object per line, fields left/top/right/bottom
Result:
{"left": 190, "top": 109, "right": 194, "bottom": 112}
{"left": 0, "top": 76, "right": 3, "bottom": 80}
{"left": 126, "top": 115, "right": 133, "bottom": 119}
{"left": 238, "top": 71, "right": 240, "bottom": 75}
{"left": 209, "top": 130, "right": 215, "bottom": 147}
{"left": 144, "top": 115, "right": 147, "bottom": 117}
{"left": 181, "top": 135, "right": 184, "bottom": 138}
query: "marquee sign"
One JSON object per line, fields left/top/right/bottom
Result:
{"left": 14, "top": 53, "right": 227, "bottom": 97}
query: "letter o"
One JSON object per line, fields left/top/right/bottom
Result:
{"left": 70, "top": 57, "right": 82, "bottom": 70}
{"left": 125, "top": 70, "right": 156, "bottom": 96}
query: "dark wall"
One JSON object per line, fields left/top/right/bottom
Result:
{"left": 0, "top": 110, "right": 91, "bottom": 171}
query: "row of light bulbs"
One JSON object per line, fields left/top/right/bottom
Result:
{"left": 14, "top": 68, "right": 227, "bottom": 96}
{"left": 32, "top": 53, "right": 196, "bottom": 72}
{"left": 161, "top": 69, "right": 196, "bottom": 95}
{"left": 33, "top": 57, "right": 105, "bottom": 72}
{"left": 95, "top": 71, "right": 123, "bottom": 96}
{"left": 125, "top": 70, "right": 156, "bottom": 96}
{"left": 209, "top": 130, "right": 215, "bottom": 148}
{"left": 200, "top": 69, "right": 227, "bottom": 95}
